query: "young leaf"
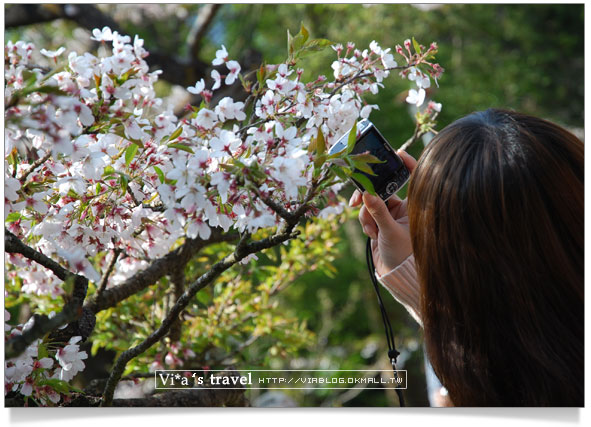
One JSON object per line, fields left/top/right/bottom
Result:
{"left": 307, "top": 136, "right": 317, "bottom": 153}
{"left": 299, "top": 38, "right": 333, "bottom": 57}
{"left": 118, "top": 173, "right": 129, "bottom": 194}
{"left": 351, "top": 172, "right": 377, "bottom": 196}
{"left": 167, "top": 126, "right": 183, "bottom": 142}
{"left": 287, "top": 29, "right": 294, "bottom": 56}
{"left": 316, "top": 127, "right": 326, "bottom": 155}
{"left": 167, "top": 143, "right": 195, "bottom": 154}
{"left": 314, "top": 153, "right": 327, "bottom": 169}
{"left": 300, "top": 23, "right": 310, "bottom": 44}
{"left": 412, "top": 37, "right": 422, "bottom": 54}
{"left": 350, "top": 152, "right": 386, "bottom": 164}
{"left": 153, "top": 166, "right": 165, "bottom": 184}
{"left": 5, "top": 212, "right": 22, "bottom": 223}
{"left": 331, "top": 165, "right": 349, "bottom": 181}
{"left": 351, "top": 159, "right": 377, "bottom": 176}
{"left": 347, "top": 121, "right": 358, "bottom": 154}
{"left": 125, "top": 144, "right": 139, "bottom": 167}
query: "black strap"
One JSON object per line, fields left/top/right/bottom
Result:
{"left": 366, "top": 236, "right": 406, "bottom": 407}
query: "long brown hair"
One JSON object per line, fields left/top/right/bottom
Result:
{"left": 407, "top": 109, "right": 583, "bottom": 406}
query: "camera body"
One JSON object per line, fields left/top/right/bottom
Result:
{"left": 329, "top": 119, "right": 410, "bottom": 200}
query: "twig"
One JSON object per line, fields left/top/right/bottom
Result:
{"left": 399, "top": 112, "right": 440, "bottom": 152}
{"left": 18, "top": 151, "right": 51, "bottom": 182}
{"left": 95, "top": 249, "right": 122, "bottom": 298}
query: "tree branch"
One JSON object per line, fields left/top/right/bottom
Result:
{"left": 100, "top": 226, "right": 300, "bottom": 406}
{"left": 5, "top": 231, "right": 90, "bottom": 358}
{"left": 84, "top": 229, "right": 239, "bottom": 314}
{"left": 185, "top": 4, "right": 222, "bottom": 60}
{"left": 6, "top": 387, "right": 248, "bottom": 407}
{"left": 5, "top": 229, "right": 82, "bottom": 285}
{"left": 95, "top": 248, "right": 122, "bottom": 298}
{"left": 18, "top": 151, "right": 51, "bottom": 182}
{"left": 167, "top": 265, "right": 186, "bottom": 343}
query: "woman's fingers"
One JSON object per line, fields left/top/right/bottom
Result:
{"left": 397, "top": 150, "right": 418, "bottom": 173}
{"left": 359, "top": 205, "right": 378, "bottom": 239}
{"left": 348, "top": 189, "right": 362, "bottom": 207}
{"left": 362, "top": 192, "right": 399, "bottom": 232}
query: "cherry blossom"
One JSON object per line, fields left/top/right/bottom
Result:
{"left": 211, "top": 69, "right": 222, "bottom": 90}
{"left": 225, "top": 60, "right": 241, "bottom": 85}
{"left": 406, "top": 88, "right": 426, "bottom": 107}
{"left": 214, "top": 97, "right": 246, "bottom": 122}
{"left": 187, "top": 78, "right": 206, "bottom": 95}
{"left": 90, "top": 26, "right": 114, "bottom": 42}
{"left": 212, "top": 44, "right": 229, "bottom": 66}
{"left": 40, "top": 46, "right": 66, "bottom": 58}
{"left": 54, "top": 336, "right": 88, "bottom": 382}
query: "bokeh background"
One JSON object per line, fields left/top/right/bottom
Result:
{"left": 5, "top": 3, "right": 584, "bottom": 407}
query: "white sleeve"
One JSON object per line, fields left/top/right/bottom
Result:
{"left": 375, "top": 254, "right": 423, "bottom": 327}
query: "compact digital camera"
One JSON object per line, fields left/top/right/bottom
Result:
{"left": 328, "top": 119, "right": 410, "bottom": 200}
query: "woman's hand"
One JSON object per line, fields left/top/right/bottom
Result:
{"left": 349, "top": 151, "right": 417, "bottom": 277}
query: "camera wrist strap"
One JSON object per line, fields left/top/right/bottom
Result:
{"left": 366, "top": 237, "right": 406, "bottom": 407}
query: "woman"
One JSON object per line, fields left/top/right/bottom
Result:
{"left": 349, "top": 109, "right": 584, "bottom": 406}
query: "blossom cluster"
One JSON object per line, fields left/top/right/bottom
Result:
{"left": 4, "top": 311, "right": 87, "bottom": 405}
{"left": 5, "top": 28, "right": 441, "bottom": 293}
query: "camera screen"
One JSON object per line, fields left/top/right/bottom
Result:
{"left": 351, "top": 128, "right": 404, "bottom": 192}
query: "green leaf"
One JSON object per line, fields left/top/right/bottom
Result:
{"left": 331, "top": 165, "right": 349, "bottom": 181}
{"left": 125, "top": 144, "right": 139, "bottom": 167}
{"left": 300, "top": 23, "right": 310, "bottom": 44}
{"left": 314, "top": 153, "right": 327, "bottom": 169}
{"left": 307, "top": 136, "right": 317, "bottom": 153}
{"left": 299, "top": 38, "right": 333, "bottom": 57}
{"left": 292, "top": 34, "right": 306, "bottom": 53}
{"left": 351, "top": 172, "right": 377, "bottom": 195}
{"left": 350, "top": 152, "right": 386, "bottom": 164}
{"left": 38, "top": 378, "right": 72, "bottom": 394}
{"left": 412, "top": 37, "right": 422, "bottom": 54}
{"left": 5, "top": 212, "right": 22, "bottom": 223}
{"left": 316, "top": 127, "right": 326, "bottom": 155}
{"left": 351, "top": 159, "right": 377, "bottom": 176}
{"left": 118, "top": 173, "right": 129, "bottom": 194}
{"left": 153, "top": 166, "right": 165, "bottom": 184}
{"left": 347, "top": 121, "right": 358, "bottom": 154}
{"left": 167, "top": 126, "right": 183, "bottom": 142}
{"left": 287, "top": 29, "right": 294, "bottom": 56}
{"left": 103, "top": 165, "right": 115, "bottom": 177}
{"left": 37, "top": 343, "right": 48, "bottom": 359}
{"left": 167, "top": 143, "right": 194, "bottom": 154}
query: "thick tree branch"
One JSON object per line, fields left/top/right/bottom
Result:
{"left": 100, "top": 226, "right": 300, "bottom": 406}
{"left": 5, "top": 229, "right": 90, "bottom": 358}
{"left": 6, "top": 387, "right": 248, "bottom": 407}
{"left": 167, "top": 265, "right": 186, "bottom": 342}
{"left": 185, "top": 4, "right": 222, "bottom": 60}
{"left": 5, "top": 229, "right": 82, "bottom": 285}
{"left": 84, "top": 229, "right": 239, "bottom": 314}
